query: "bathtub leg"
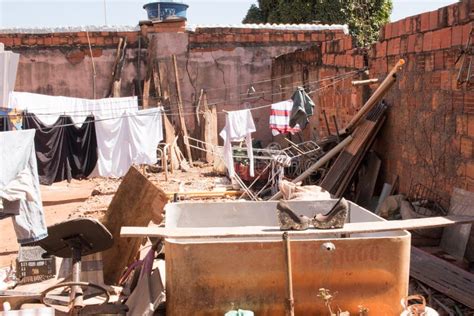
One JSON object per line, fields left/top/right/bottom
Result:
{"left": 283, "top": 232, "right": 295, "bottom": 316}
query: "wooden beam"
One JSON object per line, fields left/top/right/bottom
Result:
{"left": 351, "top": 78, "right": 379, "bottom": 86}
{"left": 410, "top": 247, "right": 474, "bottom": 309}
{"left": 172, "top": 54, "right": 193, "bottom": 166}
{"left": 340, "top": 59, "right": 404, "bottom": 134}
{"left": 121, "top": 215, "right": 474, "bottom": 239}
{"left": 101, "top": 167, "right": 168, "bottom": 284}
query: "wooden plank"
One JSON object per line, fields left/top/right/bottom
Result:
{"left": 121, "top": 215, "right": 474, "bottom": 239}
{"left": 201, "top": 92, "right": 218, "bottom": 163}
{"left": 355, "top": 151, "right": 381, "bottom": 208}
{"left": 440, "top": 187, "right": 474, "bottom": 260}
{"left": 101, "top": 167, "right": 168, "bottom": 284}
{"left": 410, "top": 246, "right": 474, "bottom": 309}
{"left": 172, "top": 54, "right": 193, "bottom": 166}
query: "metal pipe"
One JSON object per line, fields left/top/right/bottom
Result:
{"left": 283, "top": 232, "right": 294, "bottom": 316}
{"left": 340, "top": 59, "right": 405, "bottom": 135}
{"left": 269, "top": 135, "right": 353, "bottom": 200}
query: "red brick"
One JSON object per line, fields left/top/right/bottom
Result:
{"left": 96, "top": 37, "right": 104, "bottom": 45}
{"left": 297, "top": 33, "right": 304, "bottom": 41}
{"left": 461, "top": 137, "right": 473, "bottom": 158}
{"left": 335, "top": 54, "right": 345, "bottom": 67}
{"left": 423, "top": 32, "right": 432, "bottom": 51}
{"left": 434, "top": 50, "right": 444, "bottom": 70}
{"left": 457, "top": 114, "right": 468, "bottom": 135}
{"left": 0, "top": 37, "right": 13, "bottom": 46}
{"left": 447, "top": 4, "right": 458, "bottom": 26}
{"left": 262, "top": 33, "right": 270, "bottom": 42}
{"left": 384, "top": 23, "right": 392, "bottom": 39}
{"left": 452, "top": 25, "right": 463, "bottom": 46}
{"left": 407, "top": 34, "right": 416, "bottom": 52}
{"left": 468, "top": 114, "right": 474, "bottom": 137}
{"left": 465, "top": 93, "right": 474, "bottom": 114}
{"left": 425, "top": 54, "right": 434, "bottom": 71}
{"left": 439, "top": 27, "right": 452, "bottom": 49}
{"left": 404, "top": 17, "right": 413, "bottom": 34}
{"left": 453, "top": 91, "right": 464, "bottom": 112}
{"left": 387, "top": 37, "right": 401, "bottom": 56}
{"left": 429, "top": 10, "right": 439, "bottom": 30}
{"left": 431, "top": 29, "right": 442, "bottom": 50}
{"left": 354, "top": 55, "right": 364, "bottom": 69}
{"left": 51, "top": 37, "right": 60, "bottom": 45}
{"left": 420, "top": 12, "right": 431, "bottom": 32}
{"left": 462, "top": 23, "right": 472, "bottom": 44}
{"left": 400, "top": 37, "right": 408, "bottom": 54}
{"left": 343, "top": 36, "right": 352, "bottom": 50}
{"left": 440, "top": 71, "right": 452, "bottom": 90}
{"left": 376, "top": 41, "right": 387, "bottom": 57}
{"left": 392, "top": 21, "right": 401, "bottom": 38}
{"left": 459, "top": 0, "right": 471, "bottom": 22}
{"left": 345, "top": 54, "right": 354, "bottom": 68}
{"left": 44, "top": 37, "right": 52, "bottom": 45}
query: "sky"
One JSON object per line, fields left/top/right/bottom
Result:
{"left": 0, "top": 0, "right": 458, "bottom": 28}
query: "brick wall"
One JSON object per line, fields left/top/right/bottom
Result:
{"left": 0, "top": 31, "right": 140, "bottom": 49}
{"left": 188, "top": 27, "right": 346, "bottom": 51}
{"left": 270, "top": 0, "right": 474, "bottom": 201}
{"left": 370, "top": 0, "right": 474, "bottom": 201}
{"left": 271, "top": 34, "right": 365, "bottom": 140}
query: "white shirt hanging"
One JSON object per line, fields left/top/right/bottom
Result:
{"left": 219, "top": 109, "right": 256, "bottom": 178}
{"left": 94, "top": 108, "right": 164, "bottom": 178}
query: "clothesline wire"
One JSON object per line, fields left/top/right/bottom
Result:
{"left": 0, "top": 75, "right": 352, "bottom": 126}
{"left": 6, "top": 70, "right": 356, "bottom": 114}
{"left": 140, "top": 55, "right": 363, "bottom": 94}
{"left": 4, "top": 70, "right": 359, "bottom": 116}
{"left": 4, "top": 71, "right": 356, "bottom": 131}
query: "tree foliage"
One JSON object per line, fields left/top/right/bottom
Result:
{"left": 242, "top": 0, "right": 393, "bottom": 47}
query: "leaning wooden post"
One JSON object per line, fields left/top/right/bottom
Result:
{"left": 283, "top": 232, "right": 295, "bottom": 316}
{"left": 340, "top": 59, "right": 405, "bottom": 135}
{"left": 172, "top": 54, "right": 193, "bottom": 166}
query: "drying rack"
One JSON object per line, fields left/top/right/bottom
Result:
{"left": 185, "top": 136, "right": 323, "bottom": 199}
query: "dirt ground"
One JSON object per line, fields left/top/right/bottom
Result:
{"left": 0, "top": 166, "right": 230, "bottom": 268}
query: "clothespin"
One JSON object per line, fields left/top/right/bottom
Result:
{"left": 247, "top": 85, "right": 256, "bottom": 97}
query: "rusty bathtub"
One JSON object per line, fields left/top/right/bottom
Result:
{"left": 164, "top": 200, "right": 410, "bottom": 315}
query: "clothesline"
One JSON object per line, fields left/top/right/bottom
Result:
{"left": 140, "top": 56, "right": 363, "bottom": 94}
{"left": 0, "top": 80, "right": 350, "bottom": 126}
{"left": 5, "top": 70, "right": 359, "bottom": 115}
{"left": 0, "top": 76, "right": 349, "bottom": 124}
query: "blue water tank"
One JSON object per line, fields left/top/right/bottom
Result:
{"left": 143, "top": 1, "right": 189, "bottom": 21}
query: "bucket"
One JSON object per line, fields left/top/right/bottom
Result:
{"left": 401, "top": 295, "right": 439, "bottom": 316}
{"left": 143, "top": 1, "right": 189, "bottom": 21}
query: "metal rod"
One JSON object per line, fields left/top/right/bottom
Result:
{"left": 270, "top": 135, "right": 353, "bottom": 200}
{"left": 322, "top": 110, "right": 331, "bottom": 135}
{"left": 283, "top": 232, "right": 295, "bottom": 316}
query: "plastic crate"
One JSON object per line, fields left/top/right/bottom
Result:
{"left": 16, "top": 245, "right": 55, "bottom": 284}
